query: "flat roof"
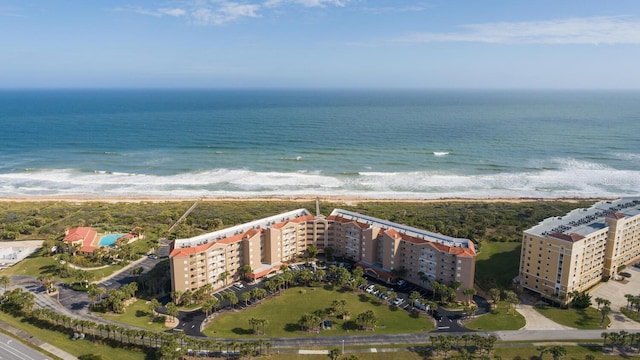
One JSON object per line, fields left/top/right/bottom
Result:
{"left": 330, "top": 208, "right": 472, "bottom": 248}
{"left": 526, "top": 197, "right": 640, "bottom": 238}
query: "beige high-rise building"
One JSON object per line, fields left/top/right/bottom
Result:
{"left": 519, "top": 197, "right": 640, "bottom": 303}
{"left": 169, "top": 208, "right": 476, "bottom": 295}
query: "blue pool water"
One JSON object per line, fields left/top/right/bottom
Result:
{"left": 99, "top": 234, "right": 124, "bottom": 247}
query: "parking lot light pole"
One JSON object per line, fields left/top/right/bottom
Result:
{"left": 342, "top": 339, "right": 345, "bottom": 354}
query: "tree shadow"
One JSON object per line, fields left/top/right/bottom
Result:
{"left": 284, "top": 323, "right": 300, "bottom": 332}
{"left": 341, "top": 320, "right": 359, "bottom": 331}
{"left": 135, "top": 310, "right": 150, "bottom": 318}
{"left": 357, "top": 294, "right": 370, "bottom": 303}
{"left": 408, "top": 345, "right": 433, "bottom": 360}
{"left": 231, "top": 327, "right": 253, "bottom": 335}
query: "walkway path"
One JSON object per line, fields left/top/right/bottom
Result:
{"left": 516, "top": 304, "right": 573, "bottom": 330}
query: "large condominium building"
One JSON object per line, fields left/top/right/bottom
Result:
{"left": 169, "top": 208, "right": 476, "bottom": 295}
{"left": 519, "top": 197, "right": 640, "bottom": 303}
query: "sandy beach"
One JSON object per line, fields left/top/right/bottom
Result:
{"left": 0, "top": 195, "right": 605, "bottom": 204}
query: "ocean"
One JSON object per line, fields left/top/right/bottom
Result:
{"left": 1, "top": 89, "right": 639, "bottom": 199}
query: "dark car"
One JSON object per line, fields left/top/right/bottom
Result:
{"left": 620, "top": 272, "right": 632, "bottom": 278}
{"left": 433, "top": 311, "right": 443, "bottom": 321}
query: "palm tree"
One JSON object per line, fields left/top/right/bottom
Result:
{"left": 489, "top": 288, "right": 501, "bottom": 307}
{"left": 462, "top": 288, "right": 476, "bottom": 304}
{"left": 409, "top": 291, "right": 421, "bottom": 309}
{"left": 148, "top": 298, "right": 161, "bottom": 319}
{"left": 549, "top": 345, "right": 566, "bottom": 360}
{"left": 600, "top": 304, "right": 611, "bottom": 327}
{"left": 328, "top": 348, "right": 341, "bottom": 360}
{"left": 241, "top": 292, "right": 251, "bottom": 307}
{"left": 219, "top": 271, "right": 230, "bottom": 286}
{"left": 601, "top": 332, "right": 609, "bottom": 348}
{"left": 238, "top": 265, "right": 253, "bottom": 282}
{"left": 166, "top": 302, "right": 179, "bottom": 323}
{"left": 536, "top": 345, "right": 548, "bottom": 359}
{"left": 0, "top": 275, "right": 10, "bottom": 293}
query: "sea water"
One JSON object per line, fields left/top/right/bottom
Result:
{"left": 0, "top": 89, "right": 638, "bottom": 199}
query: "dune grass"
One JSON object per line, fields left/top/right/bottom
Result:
{"left": 203, "top": 285, "right": 434, "bottom": 338}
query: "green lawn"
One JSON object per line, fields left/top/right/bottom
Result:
{"left": 265, "top": 344, "right": 605, "bottom": 360}
{"left": 620, "top": 306, "right": 640, "bottom": 322}
{"left": 97, "top": 299, "right": 168, "bottom": 332}
{"left": 203, "top": 285, "right": 434, "bottom": 338}
{"left": 0, "top": 311, "right": 148, "bottom": 360}
{"left": 535, "top": 305, "right": 610, "bottom": 329}
{"left": 474, "top": 241, "right": 522, "bottom": 290}
{"left": 0, "top": 255, "right": 57, "bottom": 277}
{"left": 464, "top": 301, "right": 526, "bottom": 331}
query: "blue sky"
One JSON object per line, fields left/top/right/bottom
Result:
{"left": 2, "top": 0, "right": 640, "bottom": 88}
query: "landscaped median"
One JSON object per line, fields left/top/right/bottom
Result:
{"left": 97, "top": 299, "right": 169, "bottom": 332}
{"left": 534, "top": 304, "right": 611, "bottom": 329}
{"left": 464, "top": 301, "right": 526, "bottom": 331}
{"left": 202, "top": 285, "right": 435, "bottom": 338}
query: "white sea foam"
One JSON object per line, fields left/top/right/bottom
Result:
{"left": 0, "top": 166, "right": 638, "bottom": 199}
{"left": 433, "top": 151, "right": 449, "bottom": 156}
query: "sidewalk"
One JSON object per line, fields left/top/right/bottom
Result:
{"left": 0, "top": 319, "right": 77, "bottom": 360}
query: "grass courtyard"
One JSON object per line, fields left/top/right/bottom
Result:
{"left": 98, "top": 299, "right": 169, "bottom": 332}
{"left": 535, "top": 304, "right": 610, "bottom": 329}
{"left": 203, "top": 285, "right": 435, "bottom": 338}
{"left": 464, "top": 301, "right": 526, "bottom": 331}
{"left": 474, "top": 241, "right": 522, "bottom": 290}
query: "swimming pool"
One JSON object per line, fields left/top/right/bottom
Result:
{"left": 99, "top": 234, "right": 124, "bottom": 247}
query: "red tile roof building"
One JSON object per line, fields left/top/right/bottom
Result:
{"left": 63, "top": 227, "right": 98, "bottom": 253}
{"left": 169, "top": 208, "right": 476, "bottom": 295}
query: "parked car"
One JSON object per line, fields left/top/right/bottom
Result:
{"left": 396, "top": 279, "right": 406, "bottom": 287}
{"left": 365, "top": 285, "right": 375, "bottom": 293}
{"left": 620, "top": 272, "right": 632, "bottom": 278}
{"left": 233, "top": 282, "right": 245, "bottom": 289}
{"left": 392, "top": 297, "right": 405, "bottom": 306}
{"left": 433, "top": 311, "right": 443, "bottom": 321}
{"left": 414, "top": 300, "right": 428, "bottom": 311}
{"left": 147, "top": 254, "right": 158, "bottom": 259}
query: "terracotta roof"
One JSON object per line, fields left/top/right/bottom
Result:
{"left": 250, "top": 264, "right": 280, "bottom": 279}
{"left": 548, "top": 232, "right": 585, "bottom": 243}
{"left": 356, "top": 262, "right": 393, "bottom": 279}
{"left": 64, "top": 227, "right": 95, "bottom": 243}
{"left": 271, "top": 215, "right": 316, "bottom": 229}
{"left": 382, "top": 227, "right": 476, "bottom": 258}
{"left": 606, "top": 212, "right": 626, "bottom": 220}
{"left": 170, "top": 232, "right": 248, "bottom": 258}
{"left": 326, "top": 215, "right": 370, "bottom": 229}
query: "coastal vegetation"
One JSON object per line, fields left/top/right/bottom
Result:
{"left": 0, "top": 199, "right": 593, "bottom": 289}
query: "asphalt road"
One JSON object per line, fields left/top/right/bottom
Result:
{"left": 0, "top": 332, "right": 50, "bottom": 360}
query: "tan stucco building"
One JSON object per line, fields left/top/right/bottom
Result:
{"left": 169, "top": 208, "right": 476, "bottom": 295}
{"left": 519, "top": 197, "right": 640, "bottom": 303}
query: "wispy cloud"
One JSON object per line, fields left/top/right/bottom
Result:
{"left": 191, "top": 2, "right": 261, "bottom": 25}
{"left": 116, "top": 6, "right": 187, "bottom": 18}
{"left": 393, "top": 17, "right": 640, "bottom": 45}
{"left": 118, "top": 0, "right": 351, "bottom": 25}
{"left": 363, "top": 3, "right": 432, "bottom": 14}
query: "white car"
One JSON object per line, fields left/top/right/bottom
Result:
{"left": 365, "top": 285, "right": 375, "bottom": 293}
{"left": 392, "top": 297, "right": 405, "bottom": 306}
{"left": 233, "top": 282, "right": 244, "bottom": 289}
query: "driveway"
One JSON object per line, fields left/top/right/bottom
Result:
{"left": 589, "top": 266, "right": 640, "bottom": 330}
{"left": 516, "top": 304, "right": 573, "bottom": 330}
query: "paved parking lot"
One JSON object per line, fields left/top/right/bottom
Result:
{"left": 589, "top": 266, "right": 640, "bottom": 330}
